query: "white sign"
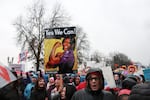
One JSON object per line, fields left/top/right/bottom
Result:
{"left": 101, "top": 67, "right": 116, "bottom": 88}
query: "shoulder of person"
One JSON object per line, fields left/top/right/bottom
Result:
{"left": 102, "top": 90, "right": 115, "bottom": 100}
{"left": 102, "top": 90, "right": 113, "bottom": 95}
{"left": 74, "top": 89, "right": 86, "bottom": 95}
{"left": 131, "top": 82, "right": 150, "bottom": 95}
{"left": 102, "top": 90, "right": 115, "bottom": 97}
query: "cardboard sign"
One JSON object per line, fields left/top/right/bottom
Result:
{"left": 101, "top": 67, "right": 116, "bottom": 88}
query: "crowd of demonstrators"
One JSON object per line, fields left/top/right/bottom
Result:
{"left": 100, "top": 64, "right": 150, "bottom": 100}
{"left": 1, "top": 64, "right": 150, "bottom": 100}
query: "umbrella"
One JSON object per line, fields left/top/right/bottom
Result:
{"left": 0, "top": 63, "right": 17, "bottom": 88}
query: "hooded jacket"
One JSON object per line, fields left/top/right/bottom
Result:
{"left": 71, "top": 67, "right": 115, "bottom": 100}
{"left": 129, "top": 82, "right": 150, "bottom": 100}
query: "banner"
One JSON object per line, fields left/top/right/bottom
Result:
{"left": 18, "top": 50, "right": 28, "bottom": 63}
{"left": 9, "top": 64, "right": 25, "bottom": 72}
{"left": 44, "top": 27, "right": 77, "bottom": 74}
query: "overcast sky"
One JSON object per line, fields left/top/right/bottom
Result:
{"left": 0, "top": 0, "right": 150, "bottom": 66}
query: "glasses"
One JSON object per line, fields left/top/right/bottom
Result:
{"left": 88, "top": 77, "right": 100, "bottom": 81}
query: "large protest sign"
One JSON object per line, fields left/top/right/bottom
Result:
{"left": 44, "top": 27, "right": 77, "bottom": 74}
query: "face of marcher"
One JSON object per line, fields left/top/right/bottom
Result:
{"left": 31, "top": 77, "right": 37, "bottom": 83}
{"left": 49, "top": 77, "right": 54, "bottom": 83}
{"left": 63, "top": 38, "right": 71, "bottom": 51}
{"left": 89, "top": 74, "right": 101, "bottom": 91}
{"left": 129, "top": 67, "right": 135, "bottom": 73}
{"left": 38, "top": 79, "right": 45, "bottom": 88}
{"left": 114, "top": 74, "right": 119, "bottom": 81}
{"left": 60, "top": 87, "right": 66, "bottom": 99}
{"left": 55, "top": 79, "right": 61, "bottom": 87}
{"left": 75, "top": 77, "right": 80, "bottom": 85}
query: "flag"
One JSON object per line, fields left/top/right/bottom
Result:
{"left": 18, "top": 50, "right": 28, "bottom": 63}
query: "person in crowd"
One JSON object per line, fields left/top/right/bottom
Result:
{"left": 55, "top": 74, "right": 61, "bottom": 80}
{"left": 24, "top": 74, "right": 37, "bottom": 100}
{"left": 47, "top": 77, "right": 55, "bottom": 90}
{"left": 129, "top": 82, "right": 150, "bottom": 100}
{"left": 24, "top": 72, "right": 31, "bottom": 87}
{"left": 47, "top": 77, "right": 55, "bottom": 100}
{"left": 117, "top": 75, "right": 138, "bottom": 100}
{"left": 76, "top": 80, "right": 86, "bottom": 91}
{"left": 37, "top": 70, "right": 43, "bottom": 78}
{"left": 46, "top": 36, "right": 76, "bottom": 74}
{"left": 69, "top": 74, "right": 75, "bottom": 86}
{"left": 118, "top": 89, "right": 131, "bottom": 100}
{"left": 50, "top": 78, "right": 63, "bottom": 100}
{"left": 133, "top": 73, "right": 143, "bottom": 84}
{"left": 44, "top": 73, "right": 49, "bottom": 84}
{"left": 30, "top": 77, "right": 48, "bottom": 100}
{"left": 63, "top": 75, "right": 76, "bottom": 100}
{"left": 74, "top": 75, "right": 80, "bottom": 89}
{"left": 76, "top": 68, "right": 88, "bottom": 91}
{"left": 71, "top": 67, "right": 115, "bottom": 100}
{"left": 113, "top": 72, "right": 122, "bottom": 88}
{"left": 50, "top": 75, "right": 76, "bottom": 100}
{"left": 127, "top": 65, "right": 137, "bottom": 75}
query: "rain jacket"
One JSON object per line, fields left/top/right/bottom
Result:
{"left": 24, "top": 83, "right": 35, "bottom": 100}
{"left": 71, "top": 68, "right": 115, "bottom": 100}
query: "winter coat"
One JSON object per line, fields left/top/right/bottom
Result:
{"left": 71, "top": 67, "right": 115, "bottom": 100}
{"left": 129, "top": 82, "right": 150, "bottom": 100}
{"left": 24, "top": 83, "right": 35, "bottom": 100}
{"left": 71, "top": 88, "right": 115, "bottom": 100}
{"left": 30, "top": 88, "right": 48, "bottom": 100}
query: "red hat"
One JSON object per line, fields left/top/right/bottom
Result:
{"left": 90, "top": 72, "right": 101, "bottom": 77}
{"left": 118, "top": 89, "right": 131, "bottom": 96}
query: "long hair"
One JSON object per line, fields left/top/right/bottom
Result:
{"left": 62, "top": 36, "right": 76, "bottom": 50}
{"left": 34, "top": 77, "right": 46, "bottom": 90}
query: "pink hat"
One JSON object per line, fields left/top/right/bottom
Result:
{"left": 118, "top": 89, "right": 131, "bottom": 96}
{"left": 50, "top": 77, "right": 54, "bottom": 81}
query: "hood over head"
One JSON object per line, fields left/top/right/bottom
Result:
{"left": 86, "top": 67, "right": 105, "bottom": 90}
